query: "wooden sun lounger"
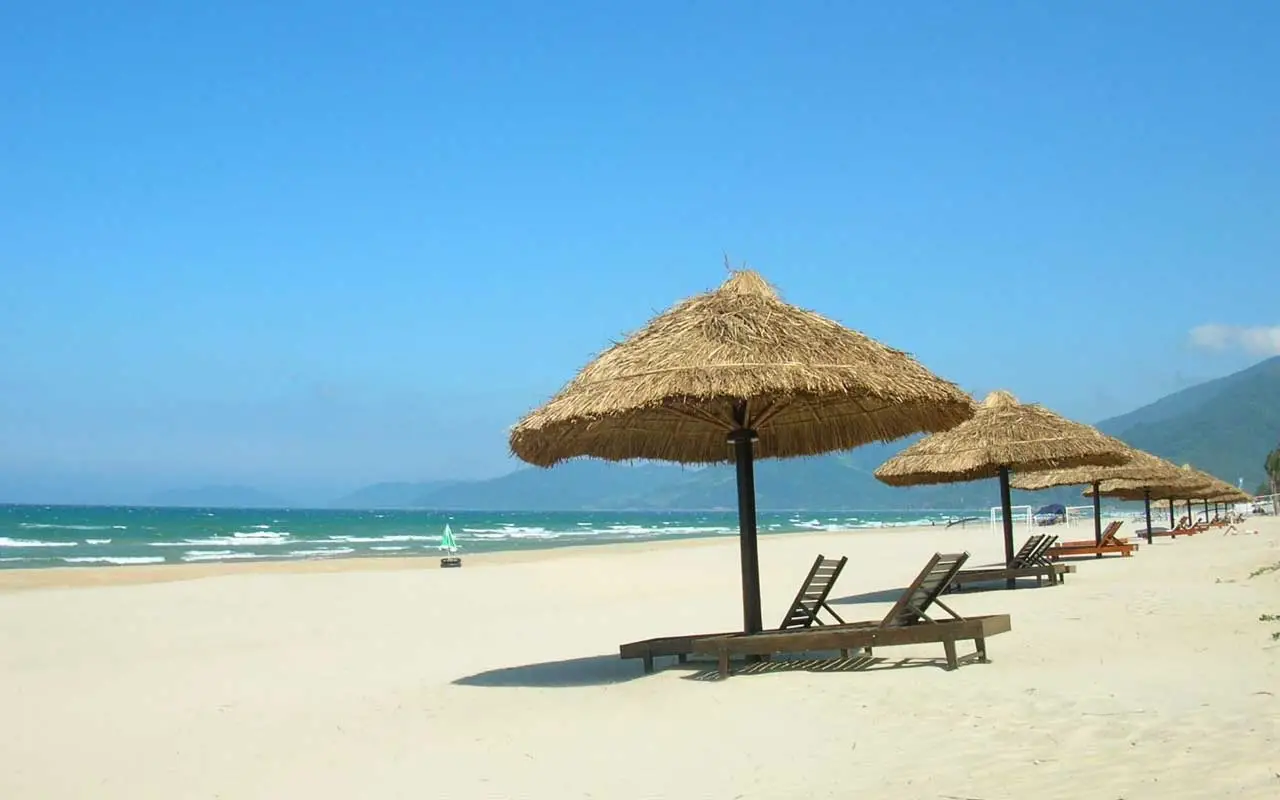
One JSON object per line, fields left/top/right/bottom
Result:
{"left": 1142, "top": 517, "right": 1202, "bottom": 539}
{"left": 619, "top": 554, "right": 848, "bottom": 674}
{"left": 949, "top": 534, "right": 1074, "bottom": 591}
{"left": 690, "top": 552, "right": 1012, "bottom": 678}
{"left": 1049, "top": 522, "right": 1138, "bottom": 558}
{"left": 1059, "top": 520, "right": 1130, "bottom": 548}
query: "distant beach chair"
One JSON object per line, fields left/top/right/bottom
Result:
{"left": 1058, "top": 520, "right": 1127, "bottom": 548}
{"left": 620, "top": 554, "right": 848, "bottom": 674}
{"left": 690, "top": 552, "right": 1012, "bottom": 678}
{"left": 1047, "top": 521, "right": 1138, "bottom": 559}
{"left": 949, "top": 534, "right": 1074, "bottom": 591}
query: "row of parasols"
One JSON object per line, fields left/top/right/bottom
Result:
{"left": 506, "top": 270, "right": 1252, "bottom": 635}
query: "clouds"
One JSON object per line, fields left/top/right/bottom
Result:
{"left": 1189, "top": 324, "right": 1280, "bottom": 356}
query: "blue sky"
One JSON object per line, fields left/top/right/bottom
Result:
{"left": 2, "top": 2, "right": 1278, "bottom": 503}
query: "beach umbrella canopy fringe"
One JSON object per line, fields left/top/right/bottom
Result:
{"left": 873, "top": 390, "right": 1131, "bottom": 486}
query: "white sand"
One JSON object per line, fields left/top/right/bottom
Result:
{"left": 1, "top": 517, "right": 1278, "bottom": 799}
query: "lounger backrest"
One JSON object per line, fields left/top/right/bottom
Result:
{"left": 778, "top": 555, "right": 848, "bottom": 629}
{"left": 1009, "top": 534, "right": 1046, "bottom": 568}
{"left": 880, "top": 552, "right": 970, "bottom": 628}
{"left": 1099, "top": 520, "right": 1123, "bottom": 545}
{"left": 1026, "top": 534, "right": 1058, "bottom": 565}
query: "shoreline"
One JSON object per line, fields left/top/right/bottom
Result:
{"left": 0, "top": 523, "right": 874, "bottom": 592}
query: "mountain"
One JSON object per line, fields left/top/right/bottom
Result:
{"left": 330, "top": 356, "right": 1280, "bottom": 511}
{"left": 1095, "top": 355, "right": 1280, "bottom": 490}
{"left": 148, "top": 485, "right": 295, "bottom": 509}
{"left": 341, "top": 442, "right": 1082, "bottom": 512}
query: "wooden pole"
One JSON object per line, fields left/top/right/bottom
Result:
{"left": 729, "top": 418, "right": 763, "bottom": 635}
{"left": 1092, "top": 481, "right": 1103, "bottom": 558}
{"left": 1152, "top": 486, "right": 1162, "bottom": 542}
{"left": 999, "top": 466, "right": 1016, "bottom": 589}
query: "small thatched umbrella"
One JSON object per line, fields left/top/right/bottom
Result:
{"left": 1085, "top": 467, "right": 1216, "bottom": 542}
{"left": 1179, "top": 464, "right": 1229, "bottom": 523}
{"left": 509, "top": 269, "right": 976, "bottom": 634}
{"left": 874, "top": 390, "right": 1130, "bottom": 576}
{"left": 1010, "top": 448, "right": 1183, "bottom": 547}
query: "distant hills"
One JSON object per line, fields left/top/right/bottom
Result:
{"left": 1094, "top": 355, "right": 1280, "bottom": 493}
{"left": 150, "top": 356, "right": 1280, "bottom": 511}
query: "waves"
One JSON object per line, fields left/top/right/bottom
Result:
{"left": 0, "top": 507, "right": 977, "bottom": 570}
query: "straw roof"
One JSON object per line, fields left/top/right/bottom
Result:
{"left": 1009, "top": 447, "right": 1179, "bottom": 491}
{"left": 1085, "top": 481, "right": 1205, "bottom": 502}
{"left": 1084, "top": 468, "right": 1217, "bottom": 501}
{"left": 509, "top": 270, "right": 977, "bottom": 466}
{"left": 873, "top": 390, "right": 1131, "bottom": 486}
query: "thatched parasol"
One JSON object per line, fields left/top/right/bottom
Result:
{"left": 509, "top": 269, "right": 976, "bottom": 634}
{"left": 1179, "top": 464, "right": 1232, "bottom": 522}
{"left": 1085, "top": 462, "right": 1226, "bottom": 538}
{"left": 1011, "top": 449, "right": 1188, "bottom": 545}
{"left": 874, "top": 390, "right": 1131, "bottom": 573}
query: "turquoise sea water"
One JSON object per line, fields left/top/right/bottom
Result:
{"left": 0, "top": 505, "right": 985, "bottom": 569}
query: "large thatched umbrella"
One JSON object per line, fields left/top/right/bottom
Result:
{"left": 509, "top": 269, "right": 975, "bottom": 634}
{"left": 874, "top": 390, "right": 1130, "bottom": 575}
{"left": 1011, "top": 449, "right": 1187, "bottom": 546}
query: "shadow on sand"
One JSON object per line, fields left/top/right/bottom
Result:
{"left": 453, "top": 654, "right": 655, "bottom": 688}
{"left": 829, "top": 586, "right": 907, "bottom": 606}
{"left": 454, "top": 649, "right": 960, "bottom": 687}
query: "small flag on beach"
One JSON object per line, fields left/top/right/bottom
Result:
{"left": 439, "top": 523, "right": 459, "bottom": 553}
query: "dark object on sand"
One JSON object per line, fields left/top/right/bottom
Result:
{"left": 440, "top": 557, "right": 462, "bottom": 568}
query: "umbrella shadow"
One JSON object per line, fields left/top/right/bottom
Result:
{"left": 946, "top": 578, "right": 1061, "bottom": 593}
{"left": 829, "top": 586, "right": 907, "bottom": 606}
{"left": 683, "top": 653, "right": 951, "bottom": 681}
{"left": 453, "top": 654, "right": 663, "bottom": 688}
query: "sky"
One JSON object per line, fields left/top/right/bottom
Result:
{"left": 2, "top": 2, "right": 1278, "bottom": 504}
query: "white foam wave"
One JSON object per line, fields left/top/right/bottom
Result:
{"left": 0, "top": 537, "right": 78, "bottom": 548}
{"left": 370, "top": 546, "right": 409, "bottom": 552}
{"left": 287, "top": 547, "right": 355, "bottom": 558}
{"left": 0, "top": 557, "right": 29, "bottom": 562}
{"left": 19, "top": 523, "right": 115, "bottom": 531}
{"left": 85, "top": 539, "right": 112, "bottom": 545}
{"left": 180, "top": 550, "right": 265, "bottom": 562}
{"left": 62, "top": 556, "right": 165, "bottom": 566}
{"left": 150, "top": 532, "right": 292, "bottom": 548}
{"left": 322, "top": 534, "right": 434, "bottom": 543}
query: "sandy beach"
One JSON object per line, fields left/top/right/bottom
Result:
{"left": 2, "top": 517, "right": 1277, "bottom": 799}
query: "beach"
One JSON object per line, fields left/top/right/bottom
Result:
{"left": 2, "top": 518, "right": 1277, "bottom": 799}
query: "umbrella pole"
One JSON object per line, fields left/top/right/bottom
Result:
{"left": 1185, "top": 499, "right": 1192, "bottom": 524}
{"left": 1092, "top": 481, "right": 1102, "bottom": 550}
{"left": 729, "top": 427, "right": 763, "bottom": 635}
{"left": 1202, "top": 499, "right": 1209, "bottom": 520}
{"left": 1168, "top": 499, "right": 1175, "bottom": 529}
{"left": 1144, "top": 489, "right": 1154, "bottom": 545}
{"left": 998, "top": 466, "right": 1015, "bottom": 588}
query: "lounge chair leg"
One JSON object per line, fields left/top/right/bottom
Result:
{"left": 943, "top": 638, "right": 958, "bottom": 670}
{"left": 642, "top": 654, "right": 654, "bottom": 674}
{"left": 840, "top": 648, "right": 850, "bottom": 659}
{"left": 975, "top": 635, "right": 989, "bottom": 663}
{"left": 718, "top": 649, "right": 731, "bottom": 678}
{"left": 677, "top": 653, "right": 687, "bottom": 664}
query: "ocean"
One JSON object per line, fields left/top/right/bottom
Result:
{"left": 0, "top": 505, "right": 983, "bottom": 570}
